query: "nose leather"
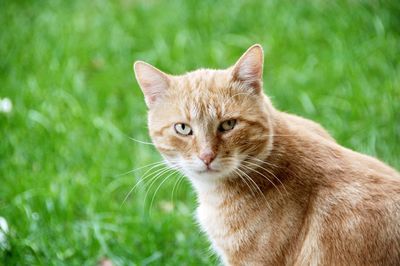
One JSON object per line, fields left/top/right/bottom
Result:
{"left": 199, "top": 150, "right": 216, "bottom": 166}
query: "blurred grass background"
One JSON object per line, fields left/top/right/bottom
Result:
{"left": 1, "top": 0, "right": 399, "bottom": 265}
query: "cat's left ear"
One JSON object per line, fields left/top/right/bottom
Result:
{"left": 231, "top": 44, "right": 264, "bottom": 93}
{"left": 133, "top": 61, "right": 171, "bottom": 108}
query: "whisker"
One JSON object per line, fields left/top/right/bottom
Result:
{"left": 232, "top": 168, "right": 258, "bottom": 198}
{"left": 236, "top": 166, "right": 272, "bottom": 213}
{"left": 116, "top": 160, "right": 166, "bottom": 177}
{"left": 121, "top": 164, "right": 170, "bottom": 206}
{"left": 245, "top": 156, "right": 278, "bottom": 168}
{"left": 244, "top": 158, "right": 289, "bottom": 195}
{"left": 240, "top": 162, "right": 284, "bottom": 197}
{"left": 233, "top": 168, "right": 269, "bottom": 212}
{"left": 171, "top": 173, "right": 186, "bottom": 209}
{"left": 233, "top": 168, "right": 261, "bottom": 210}
{"left": 236, "top": 167, "right": 264, "bottom": 199}
{"left": 142, "top": 166, "right": 174, "bottom": 190}
{"left": 143, "top": 168, "right": 176, "bottom": 210}
{"left": 149, "top": 169, "right": 180, "bottom": 214}
{"left": 127, "top": 137, "right": 155, "bottom": 146}
{"left": 219, "top": 156, "right": 258, "bottom": 196}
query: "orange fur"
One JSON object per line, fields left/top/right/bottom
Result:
{"left": 134, "top": 44, "right": 400, "bottom": 265}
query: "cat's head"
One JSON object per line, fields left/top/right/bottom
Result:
{"left": 133, "top": 45, "right": 274, "bottom": 187}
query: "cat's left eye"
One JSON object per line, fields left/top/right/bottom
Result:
{"left": 218, "top": 119, "right": 236, "bottom": 132}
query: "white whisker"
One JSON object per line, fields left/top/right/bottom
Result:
{"left": 245, "top": 156, "right": 279, "bottom": 168}
{"left": 116, "top": 160, "right": 166, "bottom": 177}
{"left": 149, "top": 169, "right": 180, "bottom": 214}
{"left": 233, "top": 167, "right": 271, "bottom": 212}
{"left": 121, "top": 164, "right": 169, "bottom": 206}
{"left": 171, "top": 173, "right": 186, "bottom": 208}
{"left": 241, "top": 162, "right": 284, "bottom": 197}
{"left": 121, "top": 159, "right": 181, "bottom": 206}
{"left": 244, "top": 158, "right": 289, "bottom": 196}
{"left": 128, "top": 137, "right": 155, "bottom": 146}
{"left": 144, "top": 168, "right": 176, "bottom": 209}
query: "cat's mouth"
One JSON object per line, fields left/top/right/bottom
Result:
{"left": 196, "top": 168, "right": 220, "bottom": 174}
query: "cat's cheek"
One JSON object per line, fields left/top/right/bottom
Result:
{"left": 228, "top": 127, "right": 270, "bottom": 156}
{"left": 162, "top": 156, "right": 178, "bottom": 170}
{"left": 159, "top": 154, "right": 188, "bottom": 176}
{"left": 162, "top": 136, "right": 192, "bottom": 157}
{"left": 166, "top": 135, "right": 187, "bottom": 149}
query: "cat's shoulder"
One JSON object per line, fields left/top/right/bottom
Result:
{"left": 278, "top": 111, "right": 335, "bottom": 142}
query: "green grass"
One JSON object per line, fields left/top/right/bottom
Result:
{"left": 1, "top": 0, "right": 399, "bottom": 264}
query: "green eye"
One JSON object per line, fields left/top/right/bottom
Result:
{"left": 174, "top": 123, "right": 193, "bottom": 136}
{"left": 219, "top": 119, "right": 236, "bottom": 132}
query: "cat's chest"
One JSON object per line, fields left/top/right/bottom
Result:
{"left": 196, "top": 196, "right": 269, "bottom": 258}
{"left": 196, "top": 203, "right": 232, "bottom": 238}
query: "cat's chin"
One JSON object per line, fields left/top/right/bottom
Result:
{"left": 185, "top": 168, "right": 235, "bottom": 185}
{"left": 196, "top": 168, "right": 220, "bottom": 174}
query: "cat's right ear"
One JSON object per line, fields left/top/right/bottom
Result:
{"left": 133, "top": 61, "right": 170, "bottom": 108}
{"left": 231, "top": 44, "right": 264, "bottom": 93}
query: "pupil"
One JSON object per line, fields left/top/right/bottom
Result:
{"left": 182, "top": 124, "right": 185, "bottom": 130}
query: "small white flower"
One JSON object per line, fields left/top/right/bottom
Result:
{"left": 0, "top": 98, "right": 12, "bottom": 113}
{"left": 0, "top": 216, "right": 8, "bottom": 249}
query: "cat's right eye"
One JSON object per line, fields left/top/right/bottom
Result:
{"left": 174, "top": 123, "right": 193, "bottom": 136}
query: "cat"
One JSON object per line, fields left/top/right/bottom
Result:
{"left": 133, "top": 44, "right": 400, "bottom": 265}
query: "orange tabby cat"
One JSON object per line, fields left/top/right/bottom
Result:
{"left": 133, "top": 44, "right": 400, "bottom": 265}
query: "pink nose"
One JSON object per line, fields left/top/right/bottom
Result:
{"left": 199, "top": 151, "right": 216, "bottom": 166}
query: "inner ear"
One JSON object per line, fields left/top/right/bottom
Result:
{"left": 133, "top": 61, "right": 171, "bottom": 108}
{"left": 231, "top": 44, "right": 264, "bottom": 93}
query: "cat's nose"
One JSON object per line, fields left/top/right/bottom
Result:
{"left": 199, "top": 151, "right": 216, "bottom": 166}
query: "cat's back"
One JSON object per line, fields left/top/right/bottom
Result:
{"left": 278, "top": 110, "right": 399, "bottom": 180}
{"left": 283, "top": 115, "right": 400, "bottom": 265}
{"left": 303, "top": 173, "right": 400, "bottom": 265}
{"left": 273, "top": 111, "right": 400, "bottom": 264}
